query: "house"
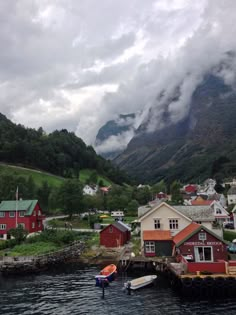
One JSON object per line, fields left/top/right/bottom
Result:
{"left": 0, "top": 200, "right": 45, "bottom": 240}
{"left": 173, "top": 223, "right": 228, "bottom": 264}
{"left": 143, "top": 230, "right": 173, "bottom": 257}
{"left": 174, "top": 205, "right": 223, "bottom": 237}
{"left": 184, "top": 184, "right": 198, "bottom": 194}
{"left": 83, "top": 185, "right": 98, "bottom": 196}
{"left": 227, "top": 186, "right": 236, "bottom": 205}
{"left": 139, "top": 202, "right": 192, "bottom": 248}
{"left": 100, "top": 221, "right": 131, "bottom": 247}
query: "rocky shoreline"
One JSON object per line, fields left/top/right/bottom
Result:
{"left": 0, "top": 241, "right": 85, "bottom": 275}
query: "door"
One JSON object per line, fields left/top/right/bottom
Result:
{"left": 194, "top": 246, "right": 213, "bottom": 262}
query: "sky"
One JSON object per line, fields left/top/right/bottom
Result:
{"left": 1, "top": 0, "right": 236, "bottom": 154}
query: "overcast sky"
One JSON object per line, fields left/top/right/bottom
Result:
{"left": 1, "top": 0, "right": 236, "bottom": 153}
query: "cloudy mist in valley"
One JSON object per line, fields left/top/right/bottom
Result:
{"left": 1, "top": 0, "right": 236, "bottom": 154}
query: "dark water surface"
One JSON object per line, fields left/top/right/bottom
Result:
{"left": 1, "top": 264, "right": 236, "bottom": 315}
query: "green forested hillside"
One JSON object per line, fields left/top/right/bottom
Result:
{"left": 0, "top": 113, "right": 129, "bottom": 185}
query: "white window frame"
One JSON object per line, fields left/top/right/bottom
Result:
{"left": 32, "top": 222, "right": 35, "bottom": 229}
{"left": 9, "top": 211, "right": 15, "bottom": 218}
{"left": 145, "top": 241, "right": 155, "bottom": 253}
{"left": 194, "top": 246, "right": 213, "bottom": 262}
{"left": 38, "top": 210, "right": 41, "bottom": 216}
{"left": 198, "top": 232, "right": 206, "bottom": 241}
{"left": 169, "top": 219, "right": 179, "bottom": 230}
{"left": 0, "top": 211, "right": 5, "bottom": 218}
{"left": 38, "top": 221, "right": 41, "bottom": 227}
{"left": 33, "top": 211, "right": 36, "bottom": 216}
{"left": 19, "top": 211, "right": 25, "bottom": 217}
{"left": 0, "top": 224, "right": 7, "bottom": 230}
{"left": 154, "top": 218, "right": 161, "bottom": 229}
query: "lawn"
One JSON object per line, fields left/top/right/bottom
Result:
{"left": 223, "top": 229, "right": 236, "bottom": 242}
{"left": 5, "top": 242, "right": 61, "bottom": 256}
{"left": 79, "top": 169, "right": 112, "bottom": 186}
{"left": 0, "top": 164, "right": 64, "bottom": 188}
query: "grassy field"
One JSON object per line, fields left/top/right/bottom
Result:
{"left": 0, "top": 164, "right": 112, "bottom": 187}
{"left": 79, "top": 169, "right": 112, "bottom": 186}
{"left": 8, "top": 242, "right": 61, "bottom": 256}
{"left": 0, "top": 164, "right": 64, "bottom": 188}
{"left": 223, "top": 229, "right": 236, "bottom": 242}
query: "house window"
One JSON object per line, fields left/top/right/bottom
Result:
{"left": 32, "top": 222, "right": 35, "bottom": 229}
{"left": 0, "top": 234, "right": 4, "bottom": 239}
{"left": 145, "top": 241, "right": 155, "bottom": 253}
{"left": 169, "top": 219, "right": 179, "bottom": 230}
{"left": 195, "top": 246, "right": 213, "bottom": 262}
{"left": 17, "top": 223, "right": 25, "bottom": 229}
{"left": 38, "top": 210, "right": 41, "bottom": 216}
{"left": 216, "top": 208, "right": 222, "bottom": 214}
{"left": 19, "top": 211, "right": 25, "bottom": 217}
{"left": 33, "top": 211, "right": 36, "bottom": 216}
{"left": 196, "top": 221, "right": 202, "bottom": 224}
{"left": 0, "top": 211, "right": 5, "bottom": 217}
{"left": 0, "top": 224, "right": 7, "bottom": 230}
{"left": 9, "top": 211, "right": 15, "bottom": 218}
{"left": 109, "top": 226, "right": 113, "bottom": 233}
{"left": 154, "top": 219, "right": 161, "bottom": 229}
{"left": 38, "top": 221, "right": 41, "bottom": 227}
{"left": 199, "top": 232, "right": 206, "bottom": 241}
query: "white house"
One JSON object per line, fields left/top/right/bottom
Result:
{"left": 83, "top": 185, "right": 98, "bottom": 196}
{"left": 227, "top": 186, "right": 236, "bottom": 205}
{"left": 139, "top": 202, "right": 192, "bottom": 246}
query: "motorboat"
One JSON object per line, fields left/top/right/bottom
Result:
{"left": 124, "top": 275, "right": 157, "bottom": 290}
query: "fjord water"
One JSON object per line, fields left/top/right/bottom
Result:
{"left": 1, "top": 264, "right": 236, "bottom": 315}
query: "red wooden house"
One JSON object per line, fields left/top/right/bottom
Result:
{"left": 173, "top": 223, "right": 228, "bottom": 273}
{"left": 0, "top": 200, "right": 45, "bottom": 240}
{"left": 100, "top": 222, "right": 131, "bottom": 247}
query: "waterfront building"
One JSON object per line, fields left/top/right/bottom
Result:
{"left": 100, "top": 221, "right": 131, "bottom": 247}
{"left": 0, "top": 199, "right": 45, "bottom": 240}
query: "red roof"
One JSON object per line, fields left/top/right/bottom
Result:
{"left": 173, "top": 223, "right": 200, "bottom": 245}
{"left": 185, "top": 184, "right": 197, "bottom": 193}
{"left": 143, "top": 230, "right": 172, "bottom": 241}
{"left": 191, "top": 199, "right": 212, "bottom": 205}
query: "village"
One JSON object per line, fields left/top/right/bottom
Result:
{"left": 1, "top": 178, "right": 236, "bottom": 297}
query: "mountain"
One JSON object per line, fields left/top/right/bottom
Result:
{"left": 114, "top": 75, "right": 236, "bottom": 183}
{"left": 95, "top": 113, "right": 136, "bottom": 159}
{"left": 0, "top": 113, "right": 129, "bottom": 185}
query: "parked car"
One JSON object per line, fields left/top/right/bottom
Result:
{"left": 227, "top": 243, "right": 236, "bottom": 253}
{"left": 224, "top": 222, "right": 235, "bottom": 229}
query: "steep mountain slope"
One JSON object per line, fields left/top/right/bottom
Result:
{"left": 95, "top": 113, "right": 136, "bottom": 159}
{"left": 114, "top": 75, "right": 236, "bottom": 183}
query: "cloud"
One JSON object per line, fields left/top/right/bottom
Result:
{"left": 0, "top": 0, "right": 236, "bottom": 154}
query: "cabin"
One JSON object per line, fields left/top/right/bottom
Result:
{"left": 174, "top": 223, "right": 228, "bottom": 273}
{"left": 0, "top": 200, "right": 45, "bottom": 240}
{"left": 100, "top": 222, "right": 131, "bottom": 247}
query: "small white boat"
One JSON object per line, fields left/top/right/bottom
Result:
{"left": 124, "top": 275, "right": 157, "bottom": 290}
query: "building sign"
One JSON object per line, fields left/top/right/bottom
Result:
{"left": 184, "top": 241, "right": 222, "bottom": 246}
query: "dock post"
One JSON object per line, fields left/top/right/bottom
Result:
{"left": 127, "top": 281, "right": 131, "bottom": 295}
{"left": 102, "top": 279, "right": 105, "bottom": 299}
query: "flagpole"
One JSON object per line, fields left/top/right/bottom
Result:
{"left": 16, "top": 186, "right": 18, "bottom": 228}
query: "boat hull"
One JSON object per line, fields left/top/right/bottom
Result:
{"left": 95, "top": 264, "right": 117, "bottom": 287}
{"left": 124, "top": 275, "right": 157, "bottom": 290}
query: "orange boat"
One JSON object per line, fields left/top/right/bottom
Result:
{"left": 95, "top": 264, "right": 117, "bottom": 286}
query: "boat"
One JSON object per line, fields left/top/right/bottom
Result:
{"left": 95, "top": 264, "right": 117, "bottom": 287}
{"left": 124, "top": 275, "right": 157, "bottom": 290}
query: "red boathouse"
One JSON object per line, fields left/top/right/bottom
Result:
{"left": 0, "top": 200, "right": 45, "bottom": 240}
{"left": 100, "top": 222, "right": 131, "bottom": 247}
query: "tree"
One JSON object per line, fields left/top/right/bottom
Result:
{"left": 8, "top": 226, "right": 28, "bottom": 244}
{"left": 170, "top": 180, "right": 183, "bottom": 204}
{"left": 127, "top": 199, "right": 139, "bottom": 215}
{"left": 59, "top": 179, "right": 84, "bottom": 219}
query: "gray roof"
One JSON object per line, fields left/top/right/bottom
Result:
{"left": 228, "top": 186, "right": 236, "bottom": 195}
{"left": 175, "top": 205, "right": 215, "bottom": 222}
{"left": 112, "top": 222, "right": 129, "bottom": 232}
